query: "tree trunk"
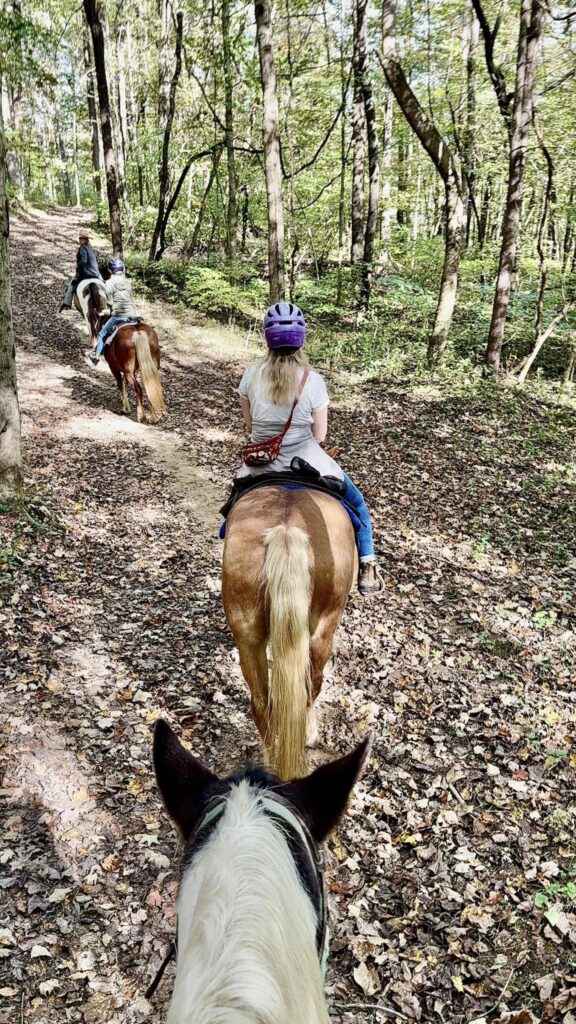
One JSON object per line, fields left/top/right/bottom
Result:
{"left": 463, "top": 9, "right": 479, "bottom": 247}
{"left": 5, "top": 1, "right": 24, "bottom": 199}
{"left": 83, "top": 30, "right": 103, "bottom": 202}
{"left": 379, "top": 87, "right": 394, "bottom": 259}
{"left": 515, "top": 117, "right": 552, "bottom": 383}
{"left": 255, "top": 0, "right": 284, "bottom": 302}
{"left": 336, "top": 0, "right": 347, "bottom": 305}
{"left": 380, "top": 0, "right": 464, "bottom": 365}
{"left": 188, "top": 148, "right": 222, "bottom": 255}
{"left": 156, "top": 144, "right": 222, "bottom": 260}
{"left": 116, "top": 26, "right": 129, "bottom": 182}
{"left": 83, "top": 0, "right": 123, "bottom": 255}
{"left": 484, "top": 0, "right": 545, "bottom": 373}
{"left": 0, "top": 88, "right": 22, "bottom": 500}
{"left": 240, "top": 184, "right": 249, "bottom": 251}
{"left": 563, "top": 340, "right": 576, "bottom": 384}
{"left": 359, "top": 0, "right": 379, "bottom": 306}
{"left": 149, "top": 12, "right": 183, "bottom": 261}
{"left": 350, "top": 0, "right": 365, "bottom": 266}
{"left": 222, "top": 0, "right": 238, "bottom": 261}
{"left": 72, "top": 113, "right": 82, "bottom": 207}
{"left": 57, "top": 130, "right": 72, "bottom": 205}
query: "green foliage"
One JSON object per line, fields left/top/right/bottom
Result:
{"left": 125, "top": 254, "right": 266, "bottom": 324}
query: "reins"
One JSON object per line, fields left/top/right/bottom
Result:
{"left": 145, "top": 788, "right": 328, "bottom": 999}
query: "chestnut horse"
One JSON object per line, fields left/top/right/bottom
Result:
{"left": 222, "top": 486, "right": 358, "bottom": 780}
{"left": 75, "top": 279, "right": 166, "bottom": 423}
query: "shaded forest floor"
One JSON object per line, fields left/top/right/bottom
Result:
{"left": 1, "top": 208, "right": 575, "bottom": 1024}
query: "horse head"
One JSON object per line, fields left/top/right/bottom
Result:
{"left": 152, "top": 719, "right": 371, "bottom": 1022}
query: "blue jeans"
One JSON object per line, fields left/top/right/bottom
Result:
{"left": 96, "top": 316, "right": 133, "bottom": 355}
{"left": 341, "top": 473, "right": 375, "bottom": 561}
{"left": 64, "top": 280, "right": 75, "bottom": 305}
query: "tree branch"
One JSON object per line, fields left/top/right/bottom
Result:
{"left": 378, "top": 1, "right": 459, "bottom": 186}
{"left": 470, "top": 0, "right": 513, "bottom": 130}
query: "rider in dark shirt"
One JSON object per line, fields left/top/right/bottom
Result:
{"left": 59, "top": 231, "right": 102, "bottom": 311}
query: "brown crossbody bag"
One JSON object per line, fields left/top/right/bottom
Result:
{"left": 240, "top": 370, "right": 310, "bottom": 468}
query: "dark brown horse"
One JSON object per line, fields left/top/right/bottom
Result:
{"left": 222, "top": 486, "right": 358, "bottom": 780}
{"left": 76, "top": 280, "right": 166, "bottom": 423}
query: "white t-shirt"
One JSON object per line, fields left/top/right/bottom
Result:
{"left": 237, "top": 362, "right": 343, "bottom": 479}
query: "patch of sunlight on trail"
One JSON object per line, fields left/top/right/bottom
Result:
{"left": 60, "top": 413, "right": 222, "bottom": 528}
{"left": 6, "top": 719, "right": 119, "bottom": 874}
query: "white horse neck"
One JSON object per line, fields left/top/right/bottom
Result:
{"left": 167, "top": 781, "right": 330, "bottom": 1024}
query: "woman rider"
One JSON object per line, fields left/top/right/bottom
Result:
{"left": 237, "top": 302, "right": 383, "bottom": 596}
{"left": 84, "top": 257, "right": 140, "bottom": 368}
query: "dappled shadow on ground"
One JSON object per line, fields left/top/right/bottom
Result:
{"left": 2, "top": 209, "right": 575, "bottom": 1024}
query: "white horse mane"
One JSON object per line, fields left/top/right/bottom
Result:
{"left": 167, "top": 780, "right": 331, "bottom": 1024}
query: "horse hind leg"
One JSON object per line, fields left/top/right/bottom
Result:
{"left": 125, "top": 371, "right": 145, "bottom": 422}
{"left": 110, "top": 367, "right": 131, "bottom": 415}
{"left": 237, "top": 639, "right": 270, "bottom": 755}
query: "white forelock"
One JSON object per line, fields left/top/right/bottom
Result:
{"left": 167, "top": 781, "right": 330, "bottom": 1024}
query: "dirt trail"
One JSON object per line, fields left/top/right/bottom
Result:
{"left": 2, "top": 208, "right": 575, "bottom": 1024}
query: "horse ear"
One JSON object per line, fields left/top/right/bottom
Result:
{"left": 282, "top": 735, "right": 372, "bottom": 844}
{"left": 153, "top": 720, "right": 219, "bottom": 839}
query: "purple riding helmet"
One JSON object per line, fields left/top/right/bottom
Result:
{"left": 109, "top": 257, "right": 125, "bottom": 274}
{"left": 264, "top": 301, "right": 307, "bottom": 349}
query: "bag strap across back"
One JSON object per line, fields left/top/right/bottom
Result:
{"left": 280, "top": 370, "right": 309, "bottom": 439}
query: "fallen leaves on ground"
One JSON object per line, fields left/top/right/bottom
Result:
{"left": 1, "top": 209, "right": 575, "bottom": 1023}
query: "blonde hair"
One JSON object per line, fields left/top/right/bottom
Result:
{"left": 260, "top": 348, "right": 310, "bottom": 406}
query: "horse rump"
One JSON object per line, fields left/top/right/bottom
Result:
{"left": 262, "top": 524, "right": 311, "bottom": 780}
{"left": 133, "top": 329, "right": 167, "bottom": 420}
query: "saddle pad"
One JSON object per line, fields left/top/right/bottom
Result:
{"left": 104, "top": 319, "right": 141, "bottom": 348}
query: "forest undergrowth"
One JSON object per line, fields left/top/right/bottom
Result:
{"left": 1, "top": 209, "right": 575, "bottom": 1024}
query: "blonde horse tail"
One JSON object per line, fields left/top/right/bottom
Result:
{"left": 262, "top": 524, "right": 311, "bottom": 780}
{"left": 133, "top": 331, "right": 167, "bottom": 419}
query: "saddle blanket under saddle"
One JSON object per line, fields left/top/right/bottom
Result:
{"left": 218, "top": 459, "right": 362, "bottom": 541}
{"left": 102, "top": 318, "right": 143, "bottom": 348}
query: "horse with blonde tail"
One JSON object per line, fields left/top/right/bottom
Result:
{"left": 104, "top": 324, "right": 167, "bottom": 423}
{"left": 222, "top": 486, "right": 357, "bottom": 780}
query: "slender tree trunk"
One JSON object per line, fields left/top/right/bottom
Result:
{"left": 5, "top": 1, "right": 24, "bottom": 199}
{"left": 285, "top": 0, "right": 299, "bottom": 297}
{"left": 484, "top": 0, "right": 545, "bottom": 373}
{"left": 0, "top": 88, "right": 22, "bottom": 499}
{"left": 222, "top": 0, "right": 238, "bottom": 261}
{"left": 57, "top": 129, "right": 72, "bottom": 205}
{"left": 463, "top": 9, "right": 479, "bottom": 247}
{"left": 336, "top": 0, "right": 347, "bottom": 305}
{"left": 83, "top": 0, "right": 123, "bottom": 254}
{"left": 359, "top": 0, "right": 379, "bottom": 306}
{"left": 240, "top": 184, "right": 249, "bottom": 251}
{"left": 83, "top": 31, "right": 103, "bottom": 202}
{"left": 116, "top": 26, "right": 129, "bottom": 180}
{"left": 125, "top": 24, "right": 144, "bottom": 207}
{"left": 350, "top": 0, "right": 365, "bottom": 266}
{"left": 188, "top": 148, "right": 222, "bottom": 255}
{"left": 396, "top": 134, "right": 407, "bottom": 225}
{"left": 255, "top": 0, "right": 284, "bottom": 302}
{"left": 563, "top": 340, "right": 576, "bottom": 384}
{"left": 379, "top": 87, "right": 394, "bottom": 259}
{"left": 478, "top": 178, "right": 491, "bottom": 248}
{"left": 149, "top": 12, "right": 183, "bottom": 261}
{"left": 72, "top": 113, "right": 82, "bottom": 207}
{"left": 156, "top": 144, "right": 221, "bottom": 260}
{"left": 380, "top": 0, "right": 464, "bottom": 365}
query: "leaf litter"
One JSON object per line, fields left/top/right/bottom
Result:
{"left": 0, "top": 209, "right": 575, "bottom": 1023}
